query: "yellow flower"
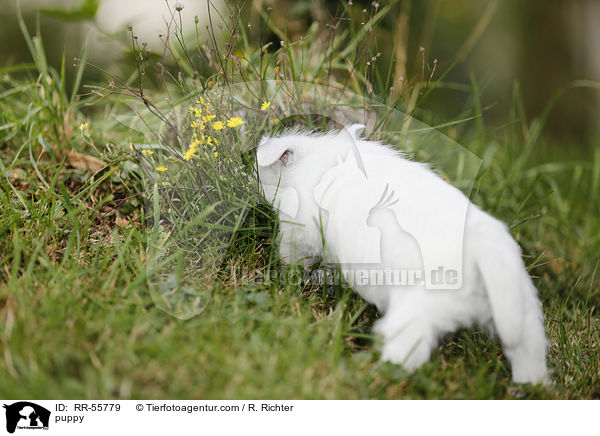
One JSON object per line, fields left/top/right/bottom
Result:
{"left": 141, "top": 149, "right": 154, "bottom": 156}
{"left": 213, "top": 151, "right": 219, "bottom": 158}
{"left": 269, "top": 118, "right": 280, "bottom": 124}
{"left": 261, "top": 101, "right": 271, "bottom": 111}
{"left": 202, "top": 114, "right": 216, "bottom": 123}
{"left": 193, "top": 107, "right": 202, "bottom": 118}
{"left": 79, "top": 122, "right": 89, "bottom": 134}
{"left": 191, "top": 121, "right": 206, "bottom": 130}
{"left": 212, "top": 121, "right": 224, "bottom": 130}
{"left": 227, "top": 117, "right": 244, "bottom": 127}
{"left": 155, "top": 166, "right": 167, "bottom": 172}
{"left": 183, "top": 149, "right": 196, "bottom": 161}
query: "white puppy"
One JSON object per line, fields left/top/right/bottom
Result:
{"left": 256, "top": 124, "right": 548, "bottom": 384}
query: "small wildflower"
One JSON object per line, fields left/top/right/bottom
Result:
{"left": 194, "top": 107, "right": 202, "bottom": 118}
{"left": 184, "top": 137, "right": 202, "bottom": 161}
{"left": 227, "top": 117, "right": 244, "bottom": 127}
{"left": 261, "top": 101, "right": 271, "bottom": 111}
{"left": 183, "top": 149, "right": 196, "bottom": 161}
{"left": 202, "top": 114, "right": 216, "bottom": 123}
{"left": 175, "top": 2, "right": 184, "bottom": 12}
{"left": 142, "top": 149, "right": 154, "bottom": 156}
{"left": 213, "top": 152, "right": 219, "bottom": 158}
{"left": 155, "top": 166, "right": 167, "bottom": 172}
{"left": 212, "top": 121, "right": 224, "bottom": 130}
{"left": 269, "top": 118, "right": 280, "bottom": 124}
{"left": 79, "top": 122, "right": 89, "bottom": 133}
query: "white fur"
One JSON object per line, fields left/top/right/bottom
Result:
{"left": 256, "top": 125, "right": 549, "bottom": 384}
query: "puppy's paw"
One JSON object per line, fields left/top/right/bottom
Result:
{"left": 375, "top": 320, "right": 434, "bottom": 372}
{"left": 380, "top": 335, "right": 431, "bottom": 372}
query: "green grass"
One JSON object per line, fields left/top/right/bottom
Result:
{"left": 0, "top": 2, "right": 599, "bottom": 399}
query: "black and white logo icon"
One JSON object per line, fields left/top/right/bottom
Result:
{"left": 3, "top": 402, "right": 50, "bottom": 434}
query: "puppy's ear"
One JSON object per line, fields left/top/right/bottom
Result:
{"left": 257, "top": 142, "right": 295, "bottom": 167}
{"left": 345, "top": 123, "right": 366, "bottom": 140}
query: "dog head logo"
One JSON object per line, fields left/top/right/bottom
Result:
{"left": 3, "top": 402, "right": 50, "bottom": 434}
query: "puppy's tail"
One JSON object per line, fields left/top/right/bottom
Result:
{"left": 472, "top": 219, "right": 549, "bottom": 385}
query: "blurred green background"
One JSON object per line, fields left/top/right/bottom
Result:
{"left": 1, "top": 0, "right": 599, "bottom": 148}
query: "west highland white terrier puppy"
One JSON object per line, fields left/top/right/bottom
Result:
{"left": 256, "top": 124, "right": 548, "bottom": 384}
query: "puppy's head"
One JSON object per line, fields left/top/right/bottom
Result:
{"left": 255, "top": 124, "right": 366, "bottom": 217}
